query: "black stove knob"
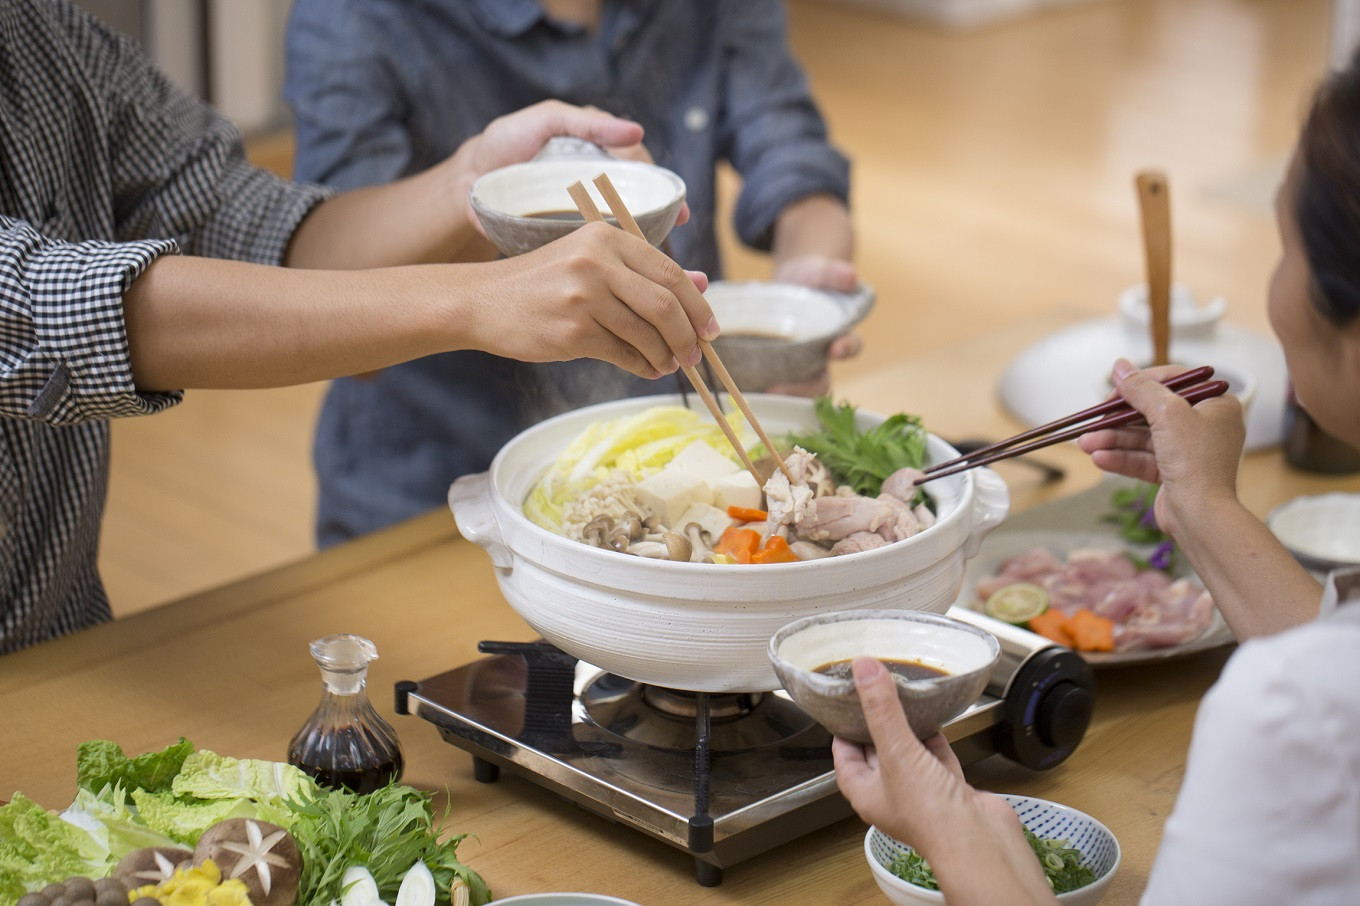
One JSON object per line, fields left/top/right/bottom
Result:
{"left": 1036, "top": 680, "right": 1093, "bottom": 750}
{"left": 995, "top": 646, "right": 1094, "bottom": 770}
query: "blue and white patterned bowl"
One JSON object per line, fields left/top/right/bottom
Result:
{"left": 865, "top": 794, "right": 1120, "bottom": 905}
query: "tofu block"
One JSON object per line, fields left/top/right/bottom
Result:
{"left": 635, "top": 469, "right": 713, "bottom": 526}
{"left": 666, "top": 440, "right": 741, "bottom": 482}
{"left": 675, "top": 501, "right": 735, "bottom": 544}
{"left": 711, "top": 470, "right": 763, "bottom": 512}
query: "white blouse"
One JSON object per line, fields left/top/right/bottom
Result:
{"left": 1141, "top": 571, "right": 1360, "bottom": 904}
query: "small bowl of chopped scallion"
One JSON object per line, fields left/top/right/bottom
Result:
{"left": 864, "top": 794, "right": 1120, "bottom": 905}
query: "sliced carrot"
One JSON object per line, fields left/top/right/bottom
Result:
{"left": 727, "top": 505, "right": 769, "bottom": 522}
{"left": 1066, "top": 608, "right": 1115, "bottom": 652}
{"left": 1027, "top": 609, "right": 1075, "bottom": 647}
{"left": 752, "top": 535, "right": 798, "bottom": 564}
{"left": 715, "top": 526, "right": 761, "bottom": 563}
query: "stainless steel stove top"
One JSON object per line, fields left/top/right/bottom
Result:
{"left": 396, "top": 609, "right": 1092, "bottom": 886}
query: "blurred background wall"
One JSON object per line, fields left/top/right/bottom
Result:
{"left": 74, "top": 0, "right": 292, "bottom": 134}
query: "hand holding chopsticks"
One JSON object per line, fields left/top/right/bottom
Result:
{"left": 569, "top": 175, "right": 795, "bottom": 485}
{"left": 914, "top": 366, "right": 1230, "bottom": 485}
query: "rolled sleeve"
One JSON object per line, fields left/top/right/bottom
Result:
{"left": 186, "top": 158, "right": 332, "bottom": 264}
{"left": 0, "top": 217, "right": 181, "bottom": 425}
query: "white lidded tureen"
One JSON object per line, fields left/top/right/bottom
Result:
{"left": 449, "top": 394, "right": 1009, "bottom": 692}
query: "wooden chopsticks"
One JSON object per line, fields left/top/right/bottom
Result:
{"left": 568, "top": 174, "right": 795, "bottom": 485}
{"left": 914, "top": 366, "right": 1229, "bottom": 485}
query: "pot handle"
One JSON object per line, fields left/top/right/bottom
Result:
{"left": 962, "top": 467, "right": 1010, "bottom": 558}
{"left": 448, "top": 472, "right": 513, "bottom": 572}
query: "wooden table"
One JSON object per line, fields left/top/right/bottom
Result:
{"left": 6, "top": 317, "right": 1360, "bottom": 904}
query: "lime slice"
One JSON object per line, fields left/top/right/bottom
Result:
{"left": 984, "top": 582, "right": 1050, "bottom": 624}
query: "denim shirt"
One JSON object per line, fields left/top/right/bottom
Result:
{"left": 284, "top": 0, "right": 851, "bottom": 545}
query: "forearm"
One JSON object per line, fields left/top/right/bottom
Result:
{"left": 771, "top": 193, "right": 853, "bottom": 264}
{"left": 123, "top": 255, "right": 462, "bottom": 389}
{"left": 1172, "top": 496, "right": 1322, "bottom": 639}
{"left": 123, "top": 223, "right": 711, "bottom": 392}
{"left": 284, "top": 151, "right": 490, "bottom": 270}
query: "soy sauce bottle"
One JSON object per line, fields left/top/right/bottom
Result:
{"left": 288, "top": 633, "right": 404, "bottom": 794}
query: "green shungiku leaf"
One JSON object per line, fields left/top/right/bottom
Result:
{"left": 784, "top": 396, "right": 928, "bottom": 498}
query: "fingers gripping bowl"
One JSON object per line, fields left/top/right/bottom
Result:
{"left": 448, "top": 394, "right": 1010, "bottom": 692}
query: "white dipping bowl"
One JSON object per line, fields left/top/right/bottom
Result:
{"left": 866, "top": 795, "right": 1121, "bottom": 905}
{"left": 1267, "top": 493, "right": 1360, "bottom": 572}
{"left": 449, "top": 394, "right": 1009, "bottom": 692}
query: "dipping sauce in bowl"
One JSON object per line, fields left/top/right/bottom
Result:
{"left": 768, "top": 609, "right": 1000, "bottom": 742}
{"left": 814, "top": 657, "right": 949, "bottom": 682}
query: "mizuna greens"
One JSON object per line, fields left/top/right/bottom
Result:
{"left": 0, "top": 739, "right": 489, "bottom": 906}
{"left": 290, "top": 781, "right": 488, "bottom": 906}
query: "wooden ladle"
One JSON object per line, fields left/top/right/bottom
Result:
{"left": 1135, "top": 170, "right": 1173, "bottom": 366}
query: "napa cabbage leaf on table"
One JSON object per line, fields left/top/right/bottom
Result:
{"left": 1, "top": 739, "right": 491, "bottom": 906}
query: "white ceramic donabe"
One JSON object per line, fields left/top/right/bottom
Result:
{"left": 449, "top": 394, "right": 1009, "bottom": 692}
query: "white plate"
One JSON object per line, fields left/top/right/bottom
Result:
{"left": 954, "top": 477, "right": 1236, "bottom": 666}
{"left": 999, "top": 315, "right": 1287, "bottom": 452}
{"left": 957, "top": 529, "right": 1234, "bottom": 666}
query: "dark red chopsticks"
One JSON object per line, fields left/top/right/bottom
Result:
{"left": 914, "top": 366, "right": 1228, "bottom": 485}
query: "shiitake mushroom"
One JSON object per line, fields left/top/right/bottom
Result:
{"left": 193, "top": 818, "right": 302, "bottom": 906}
{"left": 113, "top": 847, "right": 194, "bottom": 887}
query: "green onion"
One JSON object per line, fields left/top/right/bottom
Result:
{"left": 889, "top": 829, "right": 1096, "bottom": 894}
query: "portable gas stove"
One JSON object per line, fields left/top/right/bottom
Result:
{"left": 396, "top": 606, "right": 1092, "bottom": 886}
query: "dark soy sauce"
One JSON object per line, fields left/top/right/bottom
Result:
{"left": 295, "top": 756, "right": 403, "bottom": 795}
{"left": 814, "top": 657, "right": 949, "bottom": 682}
{"left": 289, "top": 722, "right": 404, "bottom": 794}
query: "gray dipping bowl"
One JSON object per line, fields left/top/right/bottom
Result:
{"left": 769, "top": 609, "right": 1000, "bottom": 743}
{"left": 705, "top": 280, "right": 875, "bottom": 391}
{"left": 471, "top": 156, "right": 684, "bottom": 257}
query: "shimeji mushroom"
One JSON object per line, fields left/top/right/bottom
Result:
{"left": 193, "top": 818, "right": 302, "bottom": 906}
{"left": 682, "top": 522, "right": 714, "bottom": 562}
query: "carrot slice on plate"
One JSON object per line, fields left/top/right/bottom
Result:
{"left": 1027, "top": 609, "right": 1076, "bottom": 647}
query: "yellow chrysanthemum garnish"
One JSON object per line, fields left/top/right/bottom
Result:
{"left": 130, "top": 859, "right": 253, "bottom": 906}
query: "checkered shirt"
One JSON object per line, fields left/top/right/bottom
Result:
{"left": 0, "top": 0, "right": 330, "bottom": 652}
